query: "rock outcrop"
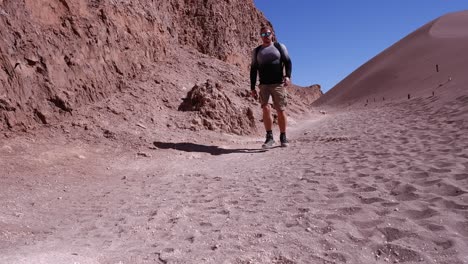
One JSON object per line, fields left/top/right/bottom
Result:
{"left": 179, "top": 80, "right": 255, "bottom": 135}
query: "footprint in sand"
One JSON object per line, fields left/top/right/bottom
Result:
{"left": 389, "top": 183, "right": 420, "bottom": 201}
{"left": 453, "top": 173, "right": 468, "bottom": 181}
{"left": 374, "top": 243, "right": 423, "bottom": 263}
{"left": 433, "top": 239, "right": 456, "bottom": 250}
{"left": 423, "top": 181, "right": 466, "bottom": 197}
{"left": 404, "top": 207, "right": 439, "bottom": 220}
{"left": 378, "top": 226, "right": 418, "bottom": 242}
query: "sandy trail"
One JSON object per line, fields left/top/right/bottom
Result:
{"left": 1, "top": 94, "right": 468, "bottom": 264}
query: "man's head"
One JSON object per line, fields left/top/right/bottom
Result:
{"left": 260, "top": 26, "right": 273, "bottom": 45}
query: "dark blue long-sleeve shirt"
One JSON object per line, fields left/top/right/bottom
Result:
{"left": 250, "top": 42, "right": 292, "bottom": 90}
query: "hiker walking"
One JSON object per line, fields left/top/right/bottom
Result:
{"left": 250, "top": 25, "right": 292, "bottom": 148}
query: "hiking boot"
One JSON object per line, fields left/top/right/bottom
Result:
{"left": 262, "top": 137, "right": 275, "bottom": 149}
{"left": 280, "top": 134, "right": 289, "bottom": 147}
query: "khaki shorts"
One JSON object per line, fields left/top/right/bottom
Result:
{"left": 259, "top": 83, "right": 288, "bottom": 111}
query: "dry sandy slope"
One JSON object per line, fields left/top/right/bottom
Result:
{"left": 314, "top": 10, "right": 468, "bottom": 109}
{"left": 1, "top": 87, "right": 467, "bottom": 263}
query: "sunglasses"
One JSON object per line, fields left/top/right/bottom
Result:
{"left": 260, "top": 32, "right": 272, "bottom": 37}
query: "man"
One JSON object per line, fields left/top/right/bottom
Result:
{"left": 250, "top": 25, "right": 292, "bottom": 148}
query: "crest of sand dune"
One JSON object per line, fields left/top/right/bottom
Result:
{"left": 429, "top": 11, "right": 468, "bottom": 38}
{"left": 314, "top": 10, "right": 468, "bottom": 108}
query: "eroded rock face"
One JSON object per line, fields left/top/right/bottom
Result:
{"left": 290, "top": 84, "right": 323, "bottom": 105}
{"left": 179, "top": 79, "right": 256, "bottom": 135}
{"left": 0, "top": 0, "right": 270, "bottom": 131}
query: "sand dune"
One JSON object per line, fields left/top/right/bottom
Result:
{"left": 430, "top": 11, "right": 468, "bottom": 38}
{"left": 313, "top": 10, "right": 468, "bottom": 108}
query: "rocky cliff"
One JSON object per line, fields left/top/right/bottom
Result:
{"left": 0, "top": 0, "right": 321, "bottom": 140}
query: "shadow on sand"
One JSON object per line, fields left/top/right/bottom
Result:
{"left": 153, "top": 141, "right": 268, "bottom": 156}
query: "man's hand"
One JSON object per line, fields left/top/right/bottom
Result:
{"left": 250, "top": 89, "right": 258, "bottom": 100}
{"left": 284, "top": 77, "right": 291, "bottom": 86}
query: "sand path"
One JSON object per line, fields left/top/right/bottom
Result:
{"left": 1, "top": 94, "right": 467, "bottom": 264}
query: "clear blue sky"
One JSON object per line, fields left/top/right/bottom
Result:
{"left": 253, "top": 0, "right": 467, "bottom": 92}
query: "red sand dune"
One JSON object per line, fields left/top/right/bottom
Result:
{"left": 313, "top": 10, "right": 468, "bottom": 108}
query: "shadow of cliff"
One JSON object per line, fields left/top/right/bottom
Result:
{"left": 153, "top": 141, "right": 267, "bottom": 155}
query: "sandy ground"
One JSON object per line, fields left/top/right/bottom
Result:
{"left": 1, "top": 90, "right": 467, "bottom": 264}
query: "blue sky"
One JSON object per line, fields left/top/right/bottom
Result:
{"left": 253, "top": 1, "right": 467, "bottom": 93}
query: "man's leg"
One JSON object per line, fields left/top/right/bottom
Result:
{"left": 262, "top": 104, "right": 273, "bottom": 132}
{"left": 277, "top": 109, "right": 287, "bottom": 133}
{"left": 277, "top": 109, "right": 289, "bottom": 147}
{"left": 272, "top": 83, "right": 289, "bottom": 147}
{"left": 261, "top": 104, "right": 275, "bottom": 148}
{"left": 260, "top": 84, "right": 275, "bottom": 148}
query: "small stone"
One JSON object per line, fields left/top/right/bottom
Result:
{"left": 1, "top": 145, "right": 13, "bottom": 152}
{"left": 137, "top": 152, "right": 151, "bottom": 158}
{"left": 211, "top": 244, "right": 219, "bottom": 250}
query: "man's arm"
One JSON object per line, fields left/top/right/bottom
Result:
{"left": 250, "top": 66, "right": 258, "bottom": 91}
{"left": 250, "top": 49, "right": 258, "bottom": 91}
{"left": 279, "top": 43, "right": 292, "bottom": 79}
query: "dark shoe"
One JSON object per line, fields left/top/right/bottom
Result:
{"left": 280, "top": 135, "right": 289, "bottom": 147}
{"left": 262, "top": 137, "right": 275, "bottom": 149}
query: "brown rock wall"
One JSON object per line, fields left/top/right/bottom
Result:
{"left": 0, "top": 0, "right": 270, "bottom": 131}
